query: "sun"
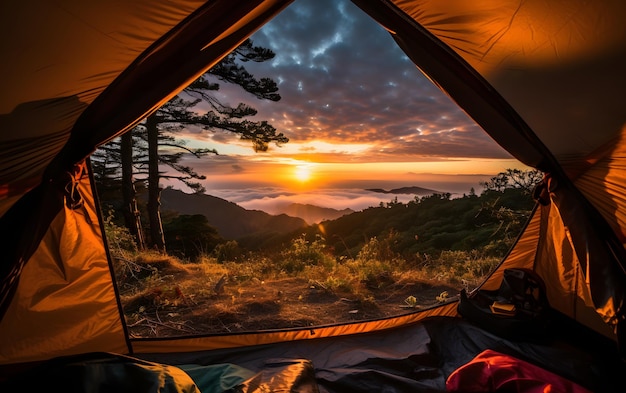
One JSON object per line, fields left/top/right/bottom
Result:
{"left": 294, "top": 164, "right": 312, "bottom": 182}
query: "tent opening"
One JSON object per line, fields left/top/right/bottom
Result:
{"left": 3, "top": 0, "right": 626, "bottom": 391}
{"left": 91, "top": 0, "right": 539, "bottom": 338}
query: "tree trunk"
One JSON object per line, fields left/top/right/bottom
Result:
{"left": 121, "top": 131, "right": 146, "bottom": 251}
{"left": 146, "top": 115, "right": 166, "bottom": 252}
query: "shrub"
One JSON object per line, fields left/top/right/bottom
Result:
{"left": 103, "top": 209, "right": 137, "bottom": 258}
{"left": 356, "top": 230, "right": 402, "bottom": 263}
{"left": 214, "top": 240, "right": 242, "bottom": 262}
{"left": 428, "top": 250, "right": 499, "bottom": 288}
{"left": 163, "top": 214, "right": 223, "bottom": 261}
{"left": 279, "top": 234, "right": 334, "bottom": 273}
{"left": 346, "top": 258, "right": 396, "bottom": 288}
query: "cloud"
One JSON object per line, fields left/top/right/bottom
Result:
{"left": 236, "top": 189, "right": 418, "bottom": 212}
{"left": 212, "top": 187, "right": 298, "bottom": 204}
{"left": 160, "top": 0, "right": 522, "bottom": 198}
{"left": 217, "top": 179, "right": 488, "bottom": 213}
{"left": 195, "top": 0, "right": 510, "bottom": 163}
{"left": 231, "top": 164, "right": 244, "bottom": 173}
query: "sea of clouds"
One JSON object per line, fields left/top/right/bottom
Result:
{"left": 208, "top": 177, "right": 484, "bottom": 214}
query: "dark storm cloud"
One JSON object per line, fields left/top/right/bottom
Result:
{"left": 195, "top": 0, "right": 511, "bottom": 161}
{"left": 164, "top": 0, "right": 524, "bottom": 210}
{"left": 186, "top": 154, "right": 243, "bottom": 176}
{"left": 210, "top": 131, "right": 238, "bottom": 144}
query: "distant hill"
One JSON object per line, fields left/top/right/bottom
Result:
{"left": 159, "top": 188, "right": 307, "bottom": 240}
{"left": 299, "top": 187, "right": 536, "bottom": 259}
{"left": 366, "top": 186, "right": 439, "bottom": 195}
{"left": 272, "top": 203, "right": 354, "bottom": 225}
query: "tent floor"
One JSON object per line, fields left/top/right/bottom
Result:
{"left": 2, "top": 316, "right": 625, "bottom": 392}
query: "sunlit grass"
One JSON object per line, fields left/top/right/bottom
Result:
{"left": 107, "top": 217, "right": 501, "bottom": 337}
{"left": 113, "top": 233, "right": 499, "bottom": 307}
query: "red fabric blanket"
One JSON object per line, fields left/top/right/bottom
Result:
{"left": 446, "top": 349, "right": 593, "bottom": 393}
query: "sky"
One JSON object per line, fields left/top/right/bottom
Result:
{"left": 167, "top": 0, "right": 527, "bottom": 212}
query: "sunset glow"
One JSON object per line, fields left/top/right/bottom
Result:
{"left": 165, "top": 0, "right": 531, "bottom": 209}
{"left": 294, "top": 164, "right": 313, "bottom": 182}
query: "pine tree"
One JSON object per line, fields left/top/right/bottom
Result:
{"left": 95, "top": 39, "right": 288, "bottom": 252}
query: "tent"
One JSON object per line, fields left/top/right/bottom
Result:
{"left": 1, "top": 0, "right": 625, "bottom": 391}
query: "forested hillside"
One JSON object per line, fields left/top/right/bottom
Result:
{"left": 310, "top": 188, "right": 535, "bottom": 263}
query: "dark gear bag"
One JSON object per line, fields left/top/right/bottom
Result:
{"left": 458, "top": 268, "right": 552, "bottom": 340}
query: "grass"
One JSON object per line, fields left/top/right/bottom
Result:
{"left": 110, "top": 233, "right": 500, "bottom": 337}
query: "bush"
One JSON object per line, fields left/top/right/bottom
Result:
{"left": 279, "top": 234, "right": 334, "bottom": 273}
{"left": 214, "top": 240, "right": 242, "bottom": 262}
{"left": 103, "top": 210, "right": 137, "bottom": 258}
{"left": 428, "top": 250, "right": 499, "bottom": 288}
{"left": 346, "top": 258, "right": 395, "bottom": 287}
{"left": 356, "top": 230, "right": 402, "bottom": 263}
{"left": 163, "top": 214, "right": 223, "bottom": 261}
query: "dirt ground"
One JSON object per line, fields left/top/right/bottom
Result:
{"left": 119, "top": 262, "right": 460, "bottom": 338}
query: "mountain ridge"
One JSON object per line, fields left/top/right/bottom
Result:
{"left": 159, "top": 185, "right": 442, "bottom": 239}
{"left": 271, "top": 202, "right": 354, "bottom": 224}
{"left": 365, "top": 186, "right": 440, "bottom": 195}
{"left": 159, "top": 188, "right": 307, "bottom": 240}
